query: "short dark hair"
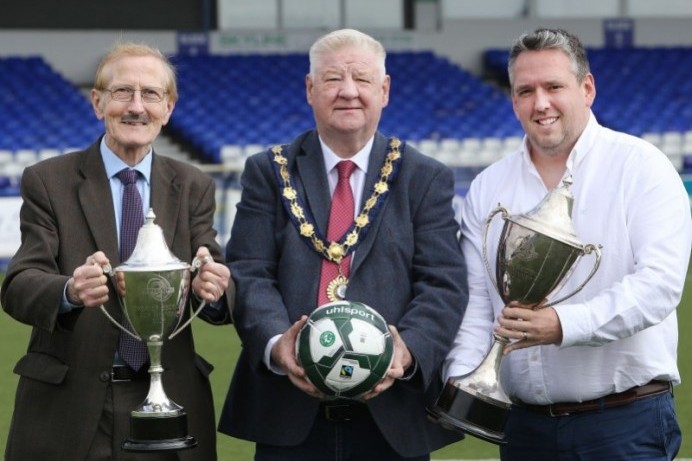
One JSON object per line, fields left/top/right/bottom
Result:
{"left": 508, "top": 28, "right": 590, "bottom": 86}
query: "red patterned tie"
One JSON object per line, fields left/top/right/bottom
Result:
{"left": 116, "top": 169, "right": 148, "bottom": 371}
{"left": 318, "top": 161, "right": 357, "bottom": 306}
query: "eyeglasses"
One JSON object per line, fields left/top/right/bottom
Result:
{"left": 103, "top": 86, "right": 168, "bottom": 103}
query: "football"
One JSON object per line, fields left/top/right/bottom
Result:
{"left": 296, "top": 300, "right": 394, "bottom": 399}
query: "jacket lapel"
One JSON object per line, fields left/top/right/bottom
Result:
{"left": 149, "top": 154, "right": 181, "bottom": 249}
{"left": 77, "top": 144, "right": 120, "bottom": 264}
{"left": 295, "top": 132, "right": 331, "bottom": 236}
{"left": 351, "top": 133, "right": 392, "bottom": 273}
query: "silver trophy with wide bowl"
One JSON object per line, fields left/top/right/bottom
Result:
{"left": 99, "top": 209, "right": 208, "bottom": 452}
{"left": 430, "top": 176, "right": 601, "bottom": 444}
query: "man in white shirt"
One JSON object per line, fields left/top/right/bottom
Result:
{"left": 443, "top": 28, "right": 691, "bottom": 460}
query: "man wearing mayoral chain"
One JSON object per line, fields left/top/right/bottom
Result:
{"left": 219, "top": 29, "right": 468, "bottom": 459}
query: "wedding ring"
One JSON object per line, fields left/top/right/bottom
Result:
{"left": 522, "top": 331, "right": 529, "bottom": 341}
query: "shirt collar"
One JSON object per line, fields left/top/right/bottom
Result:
{"left": 319, "top": 136, "right": 374, "bottom": 175}
{"left": 100, "top": 137, "right": 153, "bottom": 185}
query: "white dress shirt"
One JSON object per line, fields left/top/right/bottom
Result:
{"left": 444, "top": 113, "right": 691, "bottom": 405}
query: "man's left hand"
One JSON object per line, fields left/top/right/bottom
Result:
{"left": 495, "top": 302, "right": 563, "bottom": 354}
{"left": 191, "top": 246, "right": 230, "bottom": 303}
{"left": 360, "top": 325, "right": 413, "bottom": 400}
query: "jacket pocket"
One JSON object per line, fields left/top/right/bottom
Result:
{"left": 13, "top": 352, "right": 69, "bottom": 384}
{"left": 194, "top": 353, "right": 214, "bottom": 378}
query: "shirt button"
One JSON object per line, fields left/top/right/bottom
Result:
{"left": 99, "top": 371, "right": 111, "bottom": 382}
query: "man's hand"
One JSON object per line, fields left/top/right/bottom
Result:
{"left": 271, "top": 316, "right": 326, "bottom": 399}
{"left": 360, "top": 325, "right": 412, "bottom": 400}
{"left": 495, "top": 301, "right": 563, "bottom": 354}
{"left": 66, "top": 251, "right": 110, "bottom": 307}
{"left": 191, "top": 246, "right": 230, "bottom": 303}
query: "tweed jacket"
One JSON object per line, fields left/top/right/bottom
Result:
{"left": 1, "top": 138, "right": 233, "bottom": 461}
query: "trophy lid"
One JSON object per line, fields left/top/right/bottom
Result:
{"left": 116, "top": 209, "right": 190, "bottom": 272}
{"left": 506, "top": 176, "right": 584, "bottom": 249}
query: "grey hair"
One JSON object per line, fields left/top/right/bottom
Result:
{"left": 507, "top": 28, "right": 590, "bottom": 86}
{"left": 309, "top": 28, "right": 386, "bottom": 78}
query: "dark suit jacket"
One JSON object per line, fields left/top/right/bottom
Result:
{"left": 1, "top": 138, "right": 233, "bottom": 461}
{"left": 218, "top": 131, "right": 468, "bottom": 457}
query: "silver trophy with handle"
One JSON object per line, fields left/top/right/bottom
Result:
{"left": 430, "top": 176, "right": 602, "bottom": 444}
{"left": 99, "top": 209, "right": 208, "bottom": 452}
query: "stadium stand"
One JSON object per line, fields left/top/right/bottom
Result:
{"left": 0, "top": 56, "right": 103, "bottom": 155}
{"left": 483, "top": 46, "right": 692, "bottom": 171}
{"left": 0, "top": 47, "right": 690, "bottom": 181}
{"left": 169, "top": 51, "right": 523, "bottom": 164}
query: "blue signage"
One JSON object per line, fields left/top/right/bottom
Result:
{"left": 177, "top": 31, "right": 210, "bottom": 56}
{"left": 603, "top": 18, "right": 634, "bottom": 48}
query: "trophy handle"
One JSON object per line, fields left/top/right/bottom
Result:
{"left": 98, "top": 263, "right": 142, "bottom": 341}
{"left": 544, "top": 243, "right": 602, "bottom": 307}
{"left": 168, "top": 256, "right": 210, "bottom": 340}
{"left": 482, "top": 205, "right": 509, "bottom": 299}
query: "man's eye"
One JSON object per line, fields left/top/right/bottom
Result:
{"left": 114, "top": 88, "right": 133, "bottom": 96}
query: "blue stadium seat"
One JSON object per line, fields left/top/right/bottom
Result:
{"left": 0, "top": 56, "right": 101, "bottom": 154}
{"left": 169, "top": 51, "right": 521, "bottom": 163}
{"left": 2, "top": 49, "right": 688, "bottom": 171}
{"left": 484, "top": 46, "right": 692, "bottom": 138}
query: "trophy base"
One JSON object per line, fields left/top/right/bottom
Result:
{"left": 123, "top": 412, "right": 197, "bottom": 452}
{"left": 431, "top": 380, "right": 511, "bottom": 445}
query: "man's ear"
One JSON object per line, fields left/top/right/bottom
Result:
{"left": 91, "top": 88, "right": 105, "bottom": 120}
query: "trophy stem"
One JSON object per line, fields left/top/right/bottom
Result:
{"left": 130, "top": 339, "right": 181, "bottom": 416}
{"left": 123, "top": 338, "right": 197, "bottom": 452}
{"left": 431, "top": 335, "right": 512, "bottom": 444}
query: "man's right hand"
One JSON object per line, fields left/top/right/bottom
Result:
{"left": 66, "top": 251, "right": 110, "bottom": 307}
{"left": 271, "top": 315, "right": 326, "bottom": 399}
